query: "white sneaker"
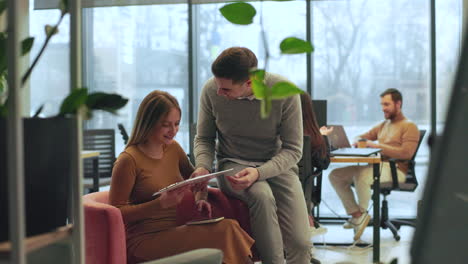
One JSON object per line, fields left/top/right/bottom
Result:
{"left": 342, "top": 219, "right": 353, "bottom": 229}
{"left": 310, "top": 226, "right": 328, "bottom": 237}
{"left": 349, "top": 212, "right": 371, "bottom": 241}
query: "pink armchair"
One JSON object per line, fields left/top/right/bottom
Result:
{"left": 83, "top": 191, "right": 127, "bottom": 264}
{"left": 83, "top": 189, "right": 255, "bottom": 264}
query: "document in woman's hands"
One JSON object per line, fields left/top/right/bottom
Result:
{"left": 152, "top": 168, "right": 234, "bottom": 197}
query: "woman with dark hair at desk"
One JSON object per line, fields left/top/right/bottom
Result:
{"left": 300, "top": 92, "right": 333, "bottom": 236}
{"left": 109, "top": 90, "right": 254, "bottom": 264}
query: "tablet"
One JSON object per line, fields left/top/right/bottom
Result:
{"left": 186, "top": 216, "right": 225, "bottom": 225}
{"left": 152, "top": 168, "right": 234, "bottom": 197}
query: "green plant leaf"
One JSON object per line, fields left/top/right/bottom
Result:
{"left": 271, "top": 81, "right": 303, "bottom": 99}
{"left": 220, "top": 2, "right": 256, "bottom": 25}
{"left": 0, "top": 0, "right": 6, "bottom": 16}
{"left": 251, "top": 79, "right": 266, "bottom": 99}
{"left": 86, "top": 92, "right": 128, "bottom": 114}
{"left": 250, "top": 69, "right": 265, "bottom": 81}
{"left": 21, "top": 37, "right": 34, "bottom": 56}
{"left": 390, "top": 259, "right": 398, "bottom": 264}
{"left": 250, "top": 69, "right": 266, "bottom": 99}
{"left": 59, "top": 0, "right": 69, "bottom": 15}
{"left": 59, "top": 88, "right": 88, "bottom": 116}
{"left": 260, "top": 98, "right": 272, "bottom": 119}
{"left": 45, "top": 25, "right": 59, "bottom": 37}
{"left": 0, "top": 97, "right": 8, "bottom": 118}
{"left": 0, "top": 33, "right": 7, "bottom": 75}
{"left": 280, "top": 37, "right": 314, "bottom": 54}
{"left": 0, "top": 73, "right": 6, "bottom": 94}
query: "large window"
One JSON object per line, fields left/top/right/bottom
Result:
{"left": 29, "top": 0, "right": 463, "bottom": 218}
{"left": 436, "top": 0, "right": 464, "bottom": 132}
{"left": 310, "top": 0, "right": 462, "bottom": 218}
{"left": 82, "top": 4, "right": 189, "bottom": 154}
{"left": 193, "top": 0, "right": 307, "bottom": 117}
{"left": 29, "top": 7, "right": 70, "bottom": 117}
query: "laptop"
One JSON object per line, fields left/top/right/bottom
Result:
{"left": 328, "top": 125, "right": 381, "bottom": 156}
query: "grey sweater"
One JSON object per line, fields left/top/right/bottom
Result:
{"left": 194, "top": 73, "right": 303, "bottom": 180}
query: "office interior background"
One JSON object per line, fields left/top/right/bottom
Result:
{"left": 24, "top": 0, "right": 464, "bottom": 222}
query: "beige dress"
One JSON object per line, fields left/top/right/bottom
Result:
{"left": 109, "top": 141, "right": 254, "bottom": 264}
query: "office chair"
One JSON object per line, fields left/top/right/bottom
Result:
{"left": 117, "top": 123, "right": 129, "bottom": 145}
{"left": 83, "top": 129, "right": 116, "bottom": 192}
{"left": 298, "top": 136, "right": 323, "bottom": 217}
{"left": 380, "top": 129, "right": 426, "bottom": 241}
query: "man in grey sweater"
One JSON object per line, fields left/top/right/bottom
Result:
{"left": 193, "top": 47, "right": 317, "bottom": 264}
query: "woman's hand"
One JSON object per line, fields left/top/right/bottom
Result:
{"left": 319, "top": 126, "right": 334, "bottom": 136}
{"left": 158, "top": 185, "right": 189, "bottom": 208}
{"left": 196, "top": 199, "right": 212, "bottom": 218}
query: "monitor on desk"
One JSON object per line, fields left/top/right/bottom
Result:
{"left": 312, "top": 100, "right": 327, "bottom": 127}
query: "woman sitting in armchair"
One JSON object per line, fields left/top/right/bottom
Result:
{"left": 109, "top": 90, "right": 254, "bottom": 264}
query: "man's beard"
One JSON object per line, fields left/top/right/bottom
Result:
{"left": 385, "top": 110, "right": 397, "bottom": 120}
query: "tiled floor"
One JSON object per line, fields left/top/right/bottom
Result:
{"left": 310, "top": 224, "right": 414, "bottom": 264}
{"left": 251, "top": 224, "right": 414, "bottom": 264}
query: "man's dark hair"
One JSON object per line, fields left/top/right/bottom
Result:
{"left": 380, "top": 88, "right": 403, "bottom": 107}
{"left": 211, "top": 47, "right": 258, "bottom": 84}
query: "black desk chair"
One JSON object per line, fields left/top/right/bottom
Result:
{"left": 298, "top": 136, "right": 323, "bottom": 217}
{"left": 380, "top": 129, "right": 426, "bottom": 241}
{"left": 83, "top": 129, "right": 116, "bottom": 192}
{"left": 118, "top": 123, "right": 129, "bottom": 145}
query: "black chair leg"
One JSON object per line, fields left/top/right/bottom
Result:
{"left": 384, "top": 219, "right": 401, "bottom": 241}
{"left": 381, "top": 196, "right": 401, "bottom": 241}
{"left": 391, "top": 219, "right": 416, "bottom": 228}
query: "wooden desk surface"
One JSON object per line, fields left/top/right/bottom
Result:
{"left": 330, "top": 154, "right": 381, "bottom": 164}
{"left": 81, "top": 150, "right": 100, "bottom": 159}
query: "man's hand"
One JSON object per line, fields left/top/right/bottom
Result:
{"left": 365, "top": 141, "right": 379, "bottom": 148}
{"left": 190, "top": 167, "right": 210, "bottom": 178}
{"left": 190, "top": 167, "right": 210, "bottom": 192}
{"left": 196, "top": 200, "right": 212, "bottom": 218}
{"left": 226, "top": 167, "right": 259, "bottom": 191}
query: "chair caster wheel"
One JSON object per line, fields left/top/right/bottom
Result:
{"left": 394, "top": 235, "right": 401, "bottom": 241}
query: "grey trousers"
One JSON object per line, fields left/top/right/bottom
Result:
{"left": 329, "top": 162, "right": 405, "bottom": 214}
{"left": 217, "top": 160, "right": 311, "bottom": 264}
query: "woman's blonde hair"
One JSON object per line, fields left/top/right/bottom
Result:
{"left": 126, "top": 90, "right": 181, "bottom": 148}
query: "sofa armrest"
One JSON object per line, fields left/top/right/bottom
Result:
{"left": 84, "top": 197, "right": 126, "bottom": 264}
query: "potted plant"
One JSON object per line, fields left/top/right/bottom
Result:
{"left": 0, "top": 0, "right": 128, "bottom": 242}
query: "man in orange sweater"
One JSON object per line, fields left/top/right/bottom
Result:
{"left": 329, "top": 88, "right": 420, "bottom": 241}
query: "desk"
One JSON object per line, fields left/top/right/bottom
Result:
{"left": 81, "top": 151, "right": 100, "bottom": 192}
{"left": 330, "top": 154, "right": 381, "bottom": 264}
